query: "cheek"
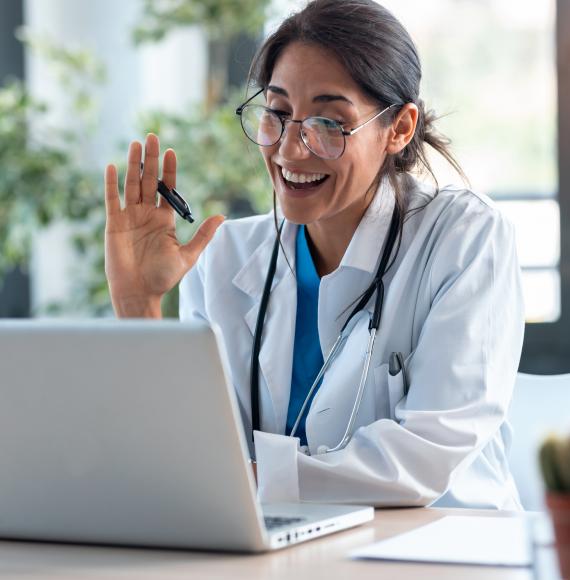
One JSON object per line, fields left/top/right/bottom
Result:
{"left": 349, "top": 139, "right": 383, "bottom": 180}
{"left": 328, "top": 146, "right": 383, "bottom": 202}
{"left": 259, "top": 146, "right": 271, "bottom": 168}
{"left": 330, "top": 151, "right": 367, "bottom": 187}
{"left": 260, "top": 146, "right": 279, "bottom": 175}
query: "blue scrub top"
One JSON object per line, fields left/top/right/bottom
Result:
{"left": 285, "top": 225, "right": 324, "bottom": 446}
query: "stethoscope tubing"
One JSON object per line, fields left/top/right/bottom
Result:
{"left": 325, "top": 327, "right": 377, "bottom": 453}
{"left": 288, "top": 332, "right": 344, "bottom": 439}
{"left": 250, "top": 221, "right": 283, "bottom": 437}
{"left": 250, "top": 204, "right": 402, "bottom": 453}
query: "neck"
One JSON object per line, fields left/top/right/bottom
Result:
{"left": 305, "top": 197, "right": 372, "bottom": 277}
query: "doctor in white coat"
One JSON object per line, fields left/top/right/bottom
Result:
{"left": 104, "top": 0, "right": 525, "bottom": 510}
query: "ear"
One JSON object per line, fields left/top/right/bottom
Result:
{"left": 385, "top": 103, "right": 419, "bottom": 155}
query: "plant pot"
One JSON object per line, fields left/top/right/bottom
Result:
{"left": 546, "top": 492, "right": 570, "bottom": 579}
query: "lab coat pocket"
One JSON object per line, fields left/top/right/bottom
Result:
{"left": 387, "top": 367, "right": 406, "bottom": 420}
{"left": 374, "top": 360, "right": 406, "bottom": 421}
{"left": 372, "top": 363, "right": 390, "bottom": 420}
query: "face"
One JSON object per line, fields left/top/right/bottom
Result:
{"left": 261, "top": 42, "right": 391, "bottom": 226}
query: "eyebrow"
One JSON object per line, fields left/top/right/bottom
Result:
{"left": 267, "top": 85, "right": 354, "bottom": 106}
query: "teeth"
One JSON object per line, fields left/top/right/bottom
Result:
{"left": 281, "top": 167, "right": 327, "bottom": 184}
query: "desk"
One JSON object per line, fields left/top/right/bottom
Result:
{"left": 0, "top": 507, "right": 559, "bottom": 579}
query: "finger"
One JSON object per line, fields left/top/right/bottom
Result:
{"left": 161, "top": 148, "right": 177, "bottom": 189}
{"left": 180, "top": 215, "right": 225, "bottom": 269}
{"left": 158, "top": 148, "right": 177, "bottom": 210}
{"left": 124, "top": 141, "right": 142, "bottom": 206}
{"left": 141, "top": 133, "right": 160, "bottom": 205}
{"left": 104, "top": 164, "right": 121, "bottom": 216}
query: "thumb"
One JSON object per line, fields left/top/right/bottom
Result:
{"left": 180, "top": 215, "right": 225, "bottom": 269}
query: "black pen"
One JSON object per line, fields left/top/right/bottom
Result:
{"left": 140, "top": 162, "right": 194, "bottom": 223}
{"left": 157, "top": 180, "right": 194, "bottom": 223}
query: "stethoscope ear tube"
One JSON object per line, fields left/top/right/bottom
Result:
{"left": 250, "top": 221, "right": 284, "bottom": 441}
{"left": 369, "top": 280, "right": 384, "bottom": 330}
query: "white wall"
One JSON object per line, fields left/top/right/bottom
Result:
{"left": 23, "top": 0, "right": 207, "bottom": 314}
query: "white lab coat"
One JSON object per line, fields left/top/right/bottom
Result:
{"left": 179, "top": 174, "right": 525, "bottom": 509}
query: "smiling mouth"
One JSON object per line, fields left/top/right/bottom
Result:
{"left": 277, "top": 166, "right": 330, "bottom": 191}
{"left": 285, "top": 175, "right": 329, "bottom": 190}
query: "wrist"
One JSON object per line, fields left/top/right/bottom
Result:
{"left": 112, "top": 294, "right": 163, "bottom": 319}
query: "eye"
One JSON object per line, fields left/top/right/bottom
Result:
{"left": 267, "top": 107, "right": 291, "bottom": 119}
{"left": 314, "top": 114, "right": 346, "bottom": 125}
{"left": 321, "top": 116, "right": 347, "bottom": 127}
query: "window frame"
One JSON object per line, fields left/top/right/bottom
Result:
{"left": 518, "top": 0, "right": 570, "bottom": 373}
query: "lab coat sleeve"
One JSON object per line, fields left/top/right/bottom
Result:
{"left": 179, "top": 251, "right": 208, "bottom": 325}
{"left": 255, "top": 207, "right": 525, "bottom": 506}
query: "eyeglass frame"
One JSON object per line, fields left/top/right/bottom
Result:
{"left": 235, "top": 87, "right": 399, "bottom": 160}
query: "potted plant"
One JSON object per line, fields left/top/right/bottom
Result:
{"left": 539, "top": 433, "right": 570, "bottom": 578}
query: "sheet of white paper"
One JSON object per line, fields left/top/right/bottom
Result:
{"left": 350, "top": 516, "right": 533, "bottom": 567}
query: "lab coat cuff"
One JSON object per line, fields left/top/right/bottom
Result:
{"left": 254, "top": 431, "right": 300, "bottom": 503}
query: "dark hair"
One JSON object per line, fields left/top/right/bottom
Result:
{"left": 247, "top": 0, "right": 466, "bottom": 227}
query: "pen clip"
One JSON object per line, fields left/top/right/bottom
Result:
{"left": 389, "top": 351, "right": 410, "bottom": 396}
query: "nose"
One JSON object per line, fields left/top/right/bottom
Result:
{"left": 278, "top": 119, "right": 312, "bottom": 161}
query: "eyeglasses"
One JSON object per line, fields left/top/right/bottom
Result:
{"left": 236, "top": 88, "right": 397, "bottom": 160}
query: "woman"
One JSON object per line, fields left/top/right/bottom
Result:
{"left": 104, "top": 0, "right": 524, "bottom": 509}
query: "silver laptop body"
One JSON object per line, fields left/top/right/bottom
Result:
{"left": 0, "top": 320, "right": 373, "bottom": 552}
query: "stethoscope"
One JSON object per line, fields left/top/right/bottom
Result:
{"left": 250, "top": 204, "right": 405, "bottom": 454}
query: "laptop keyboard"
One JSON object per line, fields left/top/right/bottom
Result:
{"left": 264, "top": 516, "right": 305, "bottom": 530}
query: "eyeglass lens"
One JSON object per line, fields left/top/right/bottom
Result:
{"left": 240, "top": 105, "right": 345, "bottom": 159}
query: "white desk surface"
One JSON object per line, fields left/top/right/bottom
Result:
{"left": 0, "top": 507, "right": 557, "bottom": 579}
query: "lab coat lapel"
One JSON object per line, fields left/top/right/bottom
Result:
{"left": 317, "top": 177, "right": 396, "bottom": 355}
{"left": 232, "top": 220, "right": 297, "bottom": 435}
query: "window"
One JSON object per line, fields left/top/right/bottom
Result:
{"left": 380, "top": 0, "right": 559, "bottom": 323}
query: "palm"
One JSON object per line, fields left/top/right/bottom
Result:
{"left": 106, "top": 204, "right": 185, "bottom": 298}
{"left": 104, "top": 134, "right": 224, "bottom": 315}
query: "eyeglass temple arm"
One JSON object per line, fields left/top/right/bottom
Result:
{"left": 236, "top": 87, "right": 265, "bottom": 115}
{"left": 344, "top": 104, "right": 398, "bottom": 136}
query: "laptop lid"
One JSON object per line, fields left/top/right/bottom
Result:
{"left": 0, "top": 319, "right": 267, "bottom": 551}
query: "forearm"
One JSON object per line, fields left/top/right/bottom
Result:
{"left": 112, "top": 295, "right": 163, "bottom": 319}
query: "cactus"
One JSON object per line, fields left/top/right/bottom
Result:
{"left": 539, "top": 434, "right": 570, "bottom": 493}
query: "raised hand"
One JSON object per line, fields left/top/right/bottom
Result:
{"left": 104, "top": 133, "right": 224, "bottom": 318}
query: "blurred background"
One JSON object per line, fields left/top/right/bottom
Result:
{"left": 0, "top": 0, "right": 568, "bottom": 373}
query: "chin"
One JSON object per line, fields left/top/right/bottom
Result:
{"left": 276, "top": 200, "right": 326, "bottom": 226}
{"left": 272, "top": 177, "right": 334, "bottom": 225}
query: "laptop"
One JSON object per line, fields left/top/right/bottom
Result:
{"left": 0, "top": 319, "right": 373, "bottom": 552}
